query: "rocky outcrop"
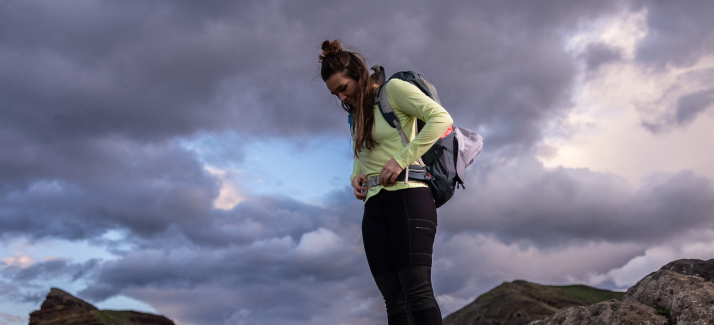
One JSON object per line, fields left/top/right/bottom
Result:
{"left": 531, "top": 258, "right": 714, "bottom": 325}
{"left": 29, "top": 288, "right": 175, "bottom": 325}
{"left": 626, "top": 259, "right": 714, "bottom": 324}
{"left": 443, "top": 280, "right": 623, "bottom": 325}
{"left": 529, "top": 298, "right": 667, "bottom": 325}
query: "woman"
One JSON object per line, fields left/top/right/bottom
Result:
{"left": 320, "top": 40, "right": 452, "bottom": 325}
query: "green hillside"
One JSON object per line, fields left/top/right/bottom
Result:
{"left": 443, "top": 280, "right": 623, "bottom": 325}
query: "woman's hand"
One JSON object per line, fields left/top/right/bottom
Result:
{"left": 379, "top": 158, "right": 403, "bottom": 186}
{"left": 351, "top": 174, "right": 368, "bottom": 200}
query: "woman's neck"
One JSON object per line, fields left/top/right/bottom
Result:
{"left": 369, "top": 81, "right": 379, "bottom": 92}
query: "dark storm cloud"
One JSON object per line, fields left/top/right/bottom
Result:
{"left": 0, "top": 0, "right": 333, "bottom": 142}
{"left": 675, "top": 87, "right": 714, "bottom": 125}
{"left": 72, "top": 193, "right": 375, "bottom": 324}
{"left": 178, "top": 188, "right": 365, "bottom": 248}
{"left": 78, "top": 189, "right": 366, "bottom": 297}
{"left": 0, "top": 0, "right": 628, "bottom": 244}
{"left": 2, "top": 259, "right": 98, "bottom": 283}
{"left": 285, "top": 0, "right": 623, "bottom": 148}
{"left": 580, "top": 43, "right": 623, "bottom": 70}
{"left": 0, "top": 0, "right": 625, "bottom": 147}
{"left": 0, "top": 136, "right": 217, "bottom": 240}
{"left": 439, "top": 154, "right": 714, "bottom": 246}
{"left": 2, "top": 0, "right": 714, "bottom": 324}
{"left": 0, "top": 259, "right": 99, "bottom": 306}
{"left": 122, "top": 278, "right": 384, "bottom": 325}
{"left": 634, "top": 0, "right": 714, "bottom": 67}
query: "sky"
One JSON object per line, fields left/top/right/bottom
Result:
{"left": 1, "top": 0, "right": 713, "bottom": 324}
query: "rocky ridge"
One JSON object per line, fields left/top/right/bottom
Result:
{"left": 531, "top": 258, "right": 714, "bottom": 325}
{"left": 29, "top": 288, "right": 175, "bottom": 325}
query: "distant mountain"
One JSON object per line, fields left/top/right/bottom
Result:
{"left": 29, "top": 288, "right": 175, "bottom": 325}
{"left": 443, "top": 280, "right": 623, "bottom": 325}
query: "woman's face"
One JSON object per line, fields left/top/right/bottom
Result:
{"left": 325, "top": 72, "right": 357, "bottom": 106}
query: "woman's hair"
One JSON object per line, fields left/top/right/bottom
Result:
{"left": 320, "top": 39, "right": 382, "bottom": 157}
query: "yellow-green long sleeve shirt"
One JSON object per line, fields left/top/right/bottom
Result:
{"left": 350, "top": 79, "right": 453, "bottom": 203}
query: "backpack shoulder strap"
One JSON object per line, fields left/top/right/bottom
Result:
{"left": 377, "top": 81, "right": 410, "bottom": 148}
{"left": 377, "top": 81, "right": 425, "bottom": 167}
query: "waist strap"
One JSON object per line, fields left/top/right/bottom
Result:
{"left": 364, "top": 165, "right": 431, "bottom": 192}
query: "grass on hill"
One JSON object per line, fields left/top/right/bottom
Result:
{"left": 548, "top": 284, "right": 624, "bottom": 306}
{"left": 92, "top": 310, "right": 137, "bottom": 324}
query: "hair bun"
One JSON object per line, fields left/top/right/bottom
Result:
{"left": 319, "top": 39, "right": 342, "bottom": 61}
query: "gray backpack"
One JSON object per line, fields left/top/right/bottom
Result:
{"left": 362, "top": 66, "right": 484, "bottom": 208}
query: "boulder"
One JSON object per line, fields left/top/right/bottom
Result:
{"left": 626, "top": 259, "right": 714, "bottom": 324}
{"left": 529, "top": 298, "right": 667, "bottom": 325}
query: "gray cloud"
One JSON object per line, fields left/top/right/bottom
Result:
{"left": 0, "top": 0, "right": 626, "bottom": 149}
{"left": 0, "top": 0, "right": 629, "bottom": 244}
{"left": 439, "top": 154, "right": 714, "bottom": 247}
{"left": 78, "top": 190, "right": 367, "bottom": 299}
{"left": 580, "top": 43, "right": 623, "bottom": 70}
{"left": 2, "top": 259, "right": 98, "bottom": 284}
{"left": 634, "top": 0, "right": 714, "bottom": 67}
{"left": 1, "top": 0, "right": 714, "bottom": 324}
{"left": 675, "top": 87, "right": 714, "bottom": 125}
{"left": 630, "top": 0, "right": 714, "bottom": 133}
{"left": 0, "top": 136, "right": 217, "bottom": 240}
{"left": 641, "top": 68, "right": 714, "bottom": 133}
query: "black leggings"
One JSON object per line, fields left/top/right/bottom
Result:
{"left": 362, "top": 187, "right": 442, "bottom": 325}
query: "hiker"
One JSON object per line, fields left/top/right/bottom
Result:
{"left": 320, "top": 39, "right": 452, "bottom": 325}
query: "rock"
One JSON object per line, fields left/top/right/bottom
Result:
{"left": 529, "top": 298, "right": 668, "bottom": 325}
{"left": 29, "top": 288, "right": 101, "bottom": 325}
{"left": 531, "top": 258, "right": 714, "bottom": 325}
{"left": 443, "top": 280, "right": 623, "bottom": 325}
{"left": 626, "top": 259, "right": 714, "bottom": 324}
{"left": 29, "top": 287, "right": 175, "bottom": 325}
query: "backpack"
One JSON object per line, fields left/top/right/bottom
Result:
{"left": 368, "top": 66, "right": 484, "bottom": 208}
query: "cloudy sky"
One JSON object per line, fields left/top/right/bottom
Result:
{"left": 1, "top": 1, "right": 713, "bottom": 324}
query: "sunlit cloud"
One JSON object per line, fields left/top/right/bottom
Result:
{"left": 540, "top": 9, "right": 714, "bottom": 185}
{"left": 1, "top": 253, "right": 33, "bottom": 269}
{"left": 205, "top": 166, "right": 246, "bottom": 210}
{"left": 583, "top": 229, "right": 714, "bottom": 287}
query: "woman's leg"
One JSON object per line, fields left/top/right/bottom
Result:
{"left": 363, "top": 188, "right": 442, "bottom": 325}
{"left": 363, "top": 191, "right": 411, "bottom": 325}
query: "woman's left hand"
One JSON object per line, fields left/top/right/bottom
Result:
{"left": 379, "top": 158, "right": 403, "bottom": 186}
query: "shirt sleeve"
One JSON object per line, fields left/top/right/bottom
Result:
{"left": 350, "top": 157, "right": 363, "bottom": 184}
{"left": 386, "top": 79, "right": 453, "bottom": 168}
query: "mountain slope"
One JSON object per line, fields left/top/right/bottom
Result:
{"left": 443, "top": 280, "right": 623, "bottom": 325}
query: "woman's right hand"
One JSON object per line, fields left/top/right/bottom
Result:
{"left": 351, "top": 174, "right": 368, "bottom": 200}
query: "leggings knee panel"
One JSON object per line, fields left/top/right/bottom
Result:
{"left": 397, "top": 266, "right": 438, "bottom": 312}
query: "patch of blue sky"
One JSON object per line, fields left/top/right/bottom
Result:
{"left": 182, "top": 131, "right": 355, "bottom": 203}
{"left": 0, "top": 236, "right": 119, "bottom": 266}
{"left": 95, "top": 295, "right": 159, "bottom": 313}
{"left": 0, "top": 234, "right": 144, "bottom": 315}
{"left": 0, "top": 298, "right": 30, "bottom": 322}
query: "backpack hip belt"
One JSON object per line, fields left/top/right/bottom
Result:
{"left": 363, "top": 165, "right": 431, "bottom": 192}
